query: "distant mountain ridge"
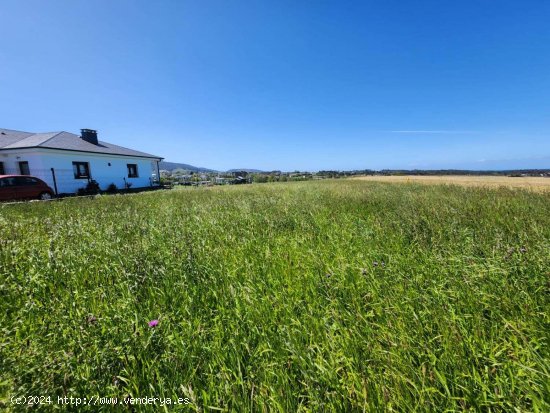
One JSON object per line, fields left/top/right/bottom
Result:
{"left": 159, "top": 161, "right": 217, "bottom": 173}
{"left": 226, "top": 168, "right": 264, "bottom": 173}
{"left": 160, "top": 160, "right": 549, "bottom": 175}
{"left": 160, "top": 161, "right": 266, "bottom": 173}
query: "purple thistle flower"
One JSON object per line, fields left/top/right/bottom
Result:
{"left": 148, "top": 319, "right": 159, "bottom": 328}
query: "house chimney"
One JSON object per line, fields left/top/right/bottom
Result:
{"left": 81, "top": 129, "right": 98, "bottom": 145}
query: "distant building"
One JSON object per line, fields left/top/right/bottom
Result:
{"left": 231, "top": 170, "right": 249, "bottom": 178}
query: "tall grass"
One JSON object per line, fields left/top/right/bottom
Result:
{"left": 1, "top": 181, "right": 549, "bottom": 411}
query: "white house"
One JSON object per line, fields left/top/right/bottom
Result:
{"left": 0, "top": 128, "right": 163, "bottom": 194}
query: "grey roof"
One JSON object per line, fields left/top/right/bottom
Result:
{"left": 0, "top": 128, "right": 163, "bottom": 159}
{"left": 0, "top": 128, "right": 34, "bottom": 146}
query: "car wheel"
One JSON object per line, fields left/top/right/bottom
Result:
{"left": 39, "top": 192, "right": 53, "bottom": 200}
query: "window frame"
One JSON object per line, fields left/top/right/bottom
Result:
{"left": 127, "top": 163, "right": 139, "bottom": 178}
{"left": 72, "top": 161, "right": 91, "bottom": 179}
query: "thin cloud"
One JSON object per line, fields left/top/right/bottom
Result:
{"left": 390, "top": 130, "right": 478, "bottom": 134}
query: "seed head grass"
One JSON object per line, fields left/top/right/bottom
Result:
{"left": 0, "top": 181, "right": 549, "bottom": 411}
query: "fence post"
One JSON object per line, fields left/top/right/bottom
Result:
{"left": 50, "top": 168, "right": 58, "bottom": 195}
{"left": 156, "top": 161, "right": 161, "bottom": 186}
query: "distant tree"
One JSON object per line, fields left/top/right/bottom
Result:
{"left": 253, "top": 174, "right": 268, "bottom": 183}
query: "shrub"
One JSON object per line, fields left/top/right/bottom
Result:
{"left": 77, "top": 180, "right": 100, "bottom": 196}
{"left": 106, "top": 183, "right": 118, "bottom": 193}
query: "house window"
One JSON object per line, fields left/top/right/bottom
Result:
{"left": 73, "top": 162, "right": 90, "bottom": 179}
{"left": 0, "top": 162, "right": 4, "bottom": 175}
{"left": 19, "top": 161, "right": 30, "bottom": 175}
{"left": 127, "top": 164, "right": 138, "bottom": 178}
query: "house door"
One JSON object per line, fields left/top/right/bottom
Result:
{"left": 19, "top": 161, "right": 30, "bottom": 175}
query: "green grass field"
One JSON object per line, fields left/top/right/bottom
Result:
{"left": 1, "top": 181, "right": 549, "bottom": 411}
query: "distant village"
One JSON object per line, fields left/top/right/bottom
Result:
{"left": 160, "top": 165, "right": 550, "bottom": 187}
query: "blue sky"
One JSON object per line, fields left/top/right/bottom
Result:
{"left": 1, "top": 1, "right": 549, "bottom": 171}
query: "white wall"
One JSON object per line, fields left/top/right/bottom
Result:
{"left": 0, "top": 148, "right": 160, "bottom": 194}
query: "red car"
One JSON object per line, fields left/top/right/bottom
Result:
{"left": 0, "top": 175, "right": 55, "bottom": 201}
